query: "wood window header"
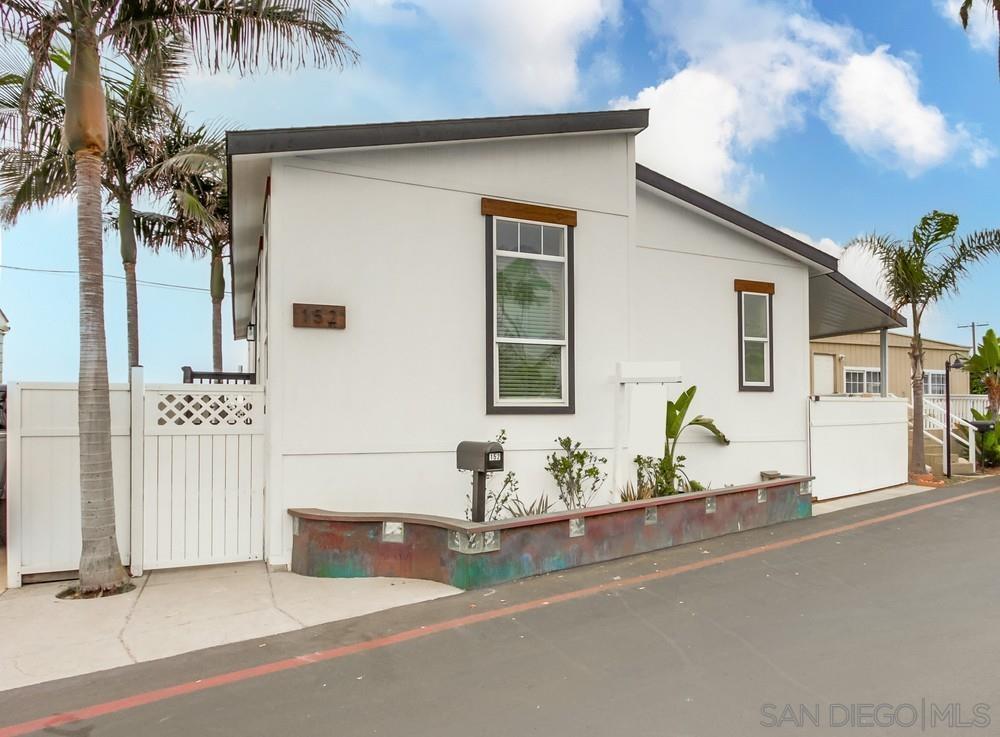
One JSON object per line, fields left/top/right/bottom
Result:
{"left": 734, "top": 279, "right": 775, "bottom": 295}
{"left": 481, "top": 197, "right": 577, "bottom": 227}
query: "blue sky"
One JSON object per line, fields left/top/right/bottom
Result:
{"left": 2, "top": 0, "right": 999, "bottom": 382}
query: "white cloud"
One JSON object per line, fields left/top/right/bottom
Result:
{"left": 614, "top": 0, "right": 993, "bottom": 203}
{"left": 825, "top": 47, "right": 994, "bottom": 175}
{"left": 616, "top": 69, "right": 751, "bottom": 203}
{"left": 354, "top": 0, "right": 620, "bottom": 108}
{"left": 934, "top": 0, "right": 999, "bottom": 52}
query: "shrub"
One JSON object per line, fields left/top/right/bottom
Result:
{"left": 545, "top": 436, "right": 607, "bottom": 510}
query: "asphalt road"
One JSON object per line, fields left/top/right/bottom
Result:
{"left": 3, "top": 479, "right": 1000, "bottom": 736}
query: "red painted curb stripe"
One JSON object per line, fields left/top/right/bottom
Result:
{"left": 2, "top": 485, "right": 996, "bottom": 737}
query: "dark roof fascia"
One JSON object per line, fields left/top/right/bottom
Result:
{"left": 820, "top": 271, "right": 907, "bottom": 328}
{"left": 635, "top": 163, "right": 839, "bottom": 272}
{"left": 226, "top": 109, "right": 649, "bottom": 157}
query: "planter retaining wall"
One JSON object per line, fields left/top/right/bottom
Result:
{"left": 289, "top": 476, "right": 813, "bottom": 589}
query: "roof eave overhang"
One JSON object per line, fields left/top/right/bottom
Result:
{"left": 228, "top": 109, "right": 649, "bottom": 158}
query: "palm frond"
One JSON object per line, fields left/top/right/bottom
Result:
{"left": 0, "top": 147, "right": 74, "bottom": 224}
{"left": 105, "top": 0, "right": 358, "bottom": 74}
{"left": 911, "top": 210, "right": 958, "bottom": 249}
{"left": 117, "top": 208, "right": 208, "bottom": 256}
{"left": 936, "top": 228, "right": 1000, "bottom": 295}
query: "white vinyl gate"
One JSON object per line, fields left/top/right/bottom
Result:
{"left": 5, "top": 371, "right": 265, "bottom": 587}
{"left": 139, "top": 384, "right": 265, "bottom": 570}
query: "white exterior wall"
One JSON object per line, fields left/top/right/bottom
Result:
{"left": 264, "top": 134, "right": 634, "bottom": 563}
{"left": 260, "top": 135, "right": 813, "bottom": 565}
{"left": 632, "top": 187, "right": 811, "bottom": 487}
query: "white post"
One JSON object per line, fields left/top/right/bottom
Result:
{"left": 5, "top": 384, "right": 21, "bottom": 588}
{"left": 879, "top": 328, "right": 888, "bottom": 398}
{"left": 129, "top": 366, "right": 144, "bottom": 577}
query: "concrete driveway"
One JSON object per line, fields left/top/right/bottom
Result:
{"left": 2, "top": 478, "right": 998, "bottom": 736}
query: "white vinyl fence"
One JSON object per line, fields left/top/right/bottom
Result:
{"left": 5, "top": 383, "right": 132, "bottom": 585}
{"left": 5, "top": 370, "right": 264, "bottom": 588}
{"left": 808, "top": 396, "right": 908, "bottom": 501}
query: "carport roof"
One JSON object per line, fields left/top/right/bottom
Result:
{"left": 809, "top": 271, "right": 906, "bottom": 339}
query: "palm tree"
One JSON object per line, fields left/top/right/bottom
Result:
{"left": 959, "top": 1, "right": 1000, "bottom": 74}
{"left": 0, "top": 1, "right": 355, "bottom": 595}
{"left": 848, "top": 211, "right": 1000, "bottom": 476}
{"left": 140, "top": 114, "right": 230, "bottom": 371}
{"left": 0, "top": 47, "right": 195, "bottom": 371}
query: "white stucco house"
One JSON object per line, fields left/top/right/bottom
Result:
{"left": 225, "top": 109, "right": 908, "bottom": 567}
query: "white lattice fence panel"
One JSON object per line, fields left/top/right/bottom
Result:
{"left": 145, "top": 385, "right": 264, "bottom": 436}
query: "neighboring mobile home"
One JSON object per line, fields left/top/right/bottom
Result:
{"left": 226, "top": 109, "right": 908, "bottom": 567}
{"left": 810, "top": 332, "right": 971, "bottom": 397}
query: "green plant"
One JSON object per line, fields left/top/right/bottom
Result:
{"left": 504, "top": 494, "right": 553, "bottom": 517}
{"left": 971, "top": 408, "right": 1000, "bottom": 466}
{"left": 618, "top": 482, "right": 653, "bottom": 503}
{"left": 964, "top": 329, "right": 1000, "bottom": 418}
{"left": 634, "top": 386, "right": 729, "bottom": 495}
{"left": 850, "top": 212, "right": 1000, "bottom": 474}
{"left": 545, "top": 437, "right": 607, "bottom": 510}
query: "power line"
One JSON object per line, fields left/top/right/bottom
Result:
{"left": 0, "top": 264, "right": 231, "bottom": 295}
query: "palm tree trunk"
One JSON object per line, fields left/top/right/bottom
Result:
{"left": 211, "top": 247, "right": 224, "bottom": 372}
{"left": 76, "top": 149, "right": 129, "bottom": 593}
{"left": 68, "top": 24, "right": 128, "bottom": 593}
{"left": 118, "top": 196, "right": 140, "bottom": 369}
{"left": 910, "top": 315, "right": 926, "bottom": 476}
{"left": 212, "top": 297, "right": 223, "bottom": 372}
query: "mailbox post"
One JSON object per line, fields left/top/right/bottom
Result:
{"left": 456, "top": 441, "right": 504, "bottom": 523}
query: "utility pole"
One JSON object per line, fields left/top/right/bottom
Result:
{"left": 958, "top": 322, "right": 987, "bottom": 353}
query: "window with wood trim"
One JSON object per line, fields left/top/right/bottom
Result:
{"left": 736, "top": 281, "right": 774, "bottom": 391}
{"left": 486, "top": 210, "right": 574, "bottom": 414}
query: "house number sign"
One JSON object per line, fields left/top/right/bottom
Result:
{"left": 292, "top": 303, "right": 346, "bottom": 329}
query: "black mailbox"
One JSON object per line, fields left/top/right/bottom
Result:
{"left": 456, "top": 441, "right": 504, "bottom": 473}
{"left": 970, "top": 420, "right": 996, "bottom": 434}
{"left": 457, "top": 441, "right": 504, "bottom": 523}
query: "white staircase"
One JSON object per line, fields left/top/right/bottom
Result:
{"left": 907, "top": 398, "right": 980, "bottom": 476}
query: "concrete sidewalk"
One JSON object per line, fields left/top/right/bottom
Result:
{"left": 0, "top": 561, "right": 458, "bottom": 692}
{"left": 812, "top": 483, "right": 935, "bottom": 515}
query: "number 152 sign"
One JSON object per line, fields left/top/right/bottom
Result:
{"left": 292, "top": 303, "right": 346, "bottom": 329}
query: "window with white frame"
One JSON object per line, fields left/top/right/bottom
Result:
{"left": 845, "top": 367, "right": 881, "bottom": 394}
{"left": 736, "top": 282, "right": 773, "bottom": 391}
{"left": 487, "top": 215, "right": 573, "bottom": 413}
{"left": 923, "top": 370, "right": 946, "bottom": 396}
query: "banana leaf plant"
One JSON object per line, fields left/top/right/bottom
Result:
{"left": 636, "top": 386, "right": 730, "bottom": 495}
{"left": 970, "top": 408, "right": 1000, "bottom": 467}
{"left": 964, "top": 328, "right": 1000, "bottom": 418}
